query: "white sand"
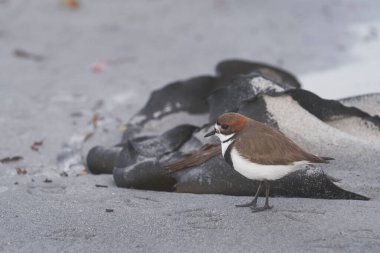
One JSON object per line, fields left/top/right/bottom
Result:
{"left": 1, "top": 1, "right": 380, "bottom": 252}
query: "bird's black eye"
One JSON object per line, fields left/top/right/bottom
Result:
{"left": 221, "top": 124, "right": 229, "bottom": 130}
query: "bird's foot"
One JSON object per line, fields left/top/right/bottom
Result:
{"left": 235, "top": 201, "right": 257, "bottom": 208}
{"left": 250, "top": 205, "right": 273, "bottom": 213}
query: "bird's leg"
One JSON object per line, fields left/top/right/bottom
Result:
{"left": 236, "top": 181, "right": 263, "bottom": 207}
{"left": 251, "top": 180, "right": 273, "bottom": 212}
{"left": 263, "top": 180, "right": 273, "bottom": 210}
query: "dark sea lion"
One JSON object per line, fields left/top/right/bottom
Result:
{"left": 339, "top": 93, "right": 380, "bottom": 117}
{"left": 123, "top": 59, "right": 302, "bottom": 139}
{"left": 215, "top": 59, "right": 302, "bottom": 89}
{"left": 86, "top": 59, "right": 374, "bottom": 200}
{"left": 207, "top": 72, "right": 295, "bottom": 122}
{"left": 168, "top": 146, "right": 368, "bottom": 200}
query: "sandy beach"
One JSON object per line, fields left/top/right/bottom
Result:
{"left": 1, "top": 1, "right": 380, "bottom": 252}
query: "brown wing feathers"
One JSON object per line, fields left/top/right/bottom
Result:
{"left": 235, "top": 120, "right": 330, "bottom": 165}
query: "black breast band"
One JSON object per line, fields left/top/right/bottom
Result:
{"left": 223, "top": 141, "right": 234, "bottom": 167}
{"left": 222, "top": 135, "right": 235, "bottom": 143}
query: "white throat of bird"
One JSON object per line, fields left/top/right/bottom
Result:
{"left": 214, "top": 124, "right": 235, "bottom": 156}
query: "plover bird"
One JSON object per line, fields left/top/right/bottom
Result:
{"left": 204, "top": 112, "right": 333, "bottom": 212}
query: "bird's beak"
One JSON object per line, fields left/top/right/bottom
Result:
{"left": 204, "top": 129, "right": 216, "bottom": 138}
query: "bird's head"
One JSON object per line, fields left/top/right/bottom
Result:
{"left": 204, "top": 112, "right": 248, "bottom": 140}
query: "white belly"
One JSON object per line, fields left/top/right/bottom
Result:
{"left": 230, "top": 148, "right": 305, "bottom": 181}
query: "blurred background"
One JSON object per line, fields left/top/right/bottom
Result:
{"left": 1, "top": 0, "right": 379, "bottom": 166}
{"left": 1, "top": 2, "right": 380, "bottom": 252}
